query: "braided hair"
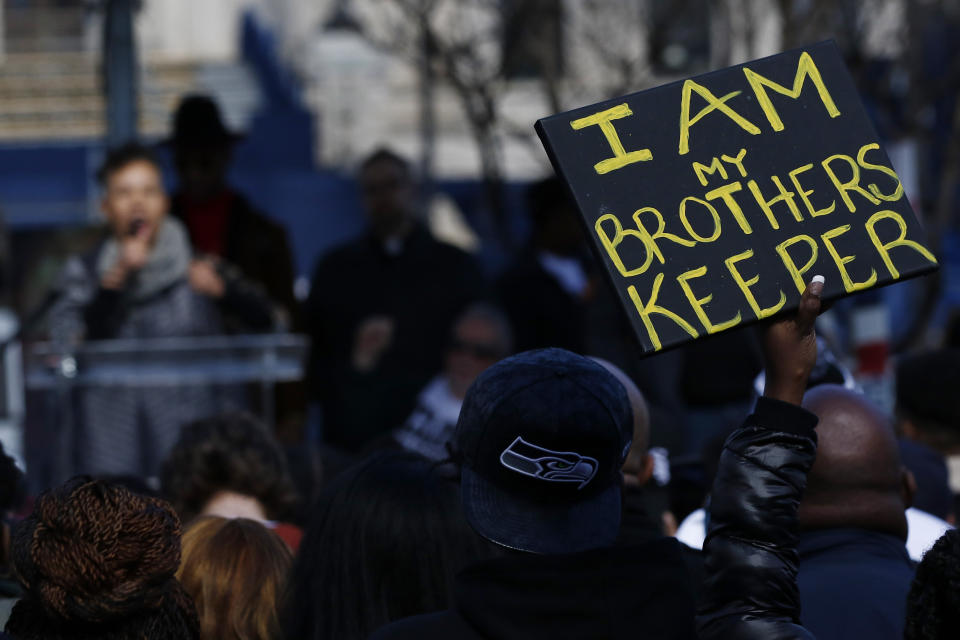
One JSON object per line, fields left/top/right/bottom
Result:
{"left": 905, "top": 529, "right": 960, "bottom": 639}
{"left": 5, "top": 476, "right": 199, "bottom": 639}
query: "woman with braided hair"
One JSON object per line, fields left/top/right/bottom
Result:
{"left": 4, "top": 476, "right": 200, "bottom": 639}
{"left": 905, "top": 529, "right": 960, "bottom": 639}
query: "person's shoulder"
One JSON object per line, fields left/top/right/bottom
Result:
{"left": 230, "top": 193, "right": 287, "bottom": 235}
{"left": 55, "top": 241, "right": 103, "bottom": 292}
{"left": 368, "top": 610, "right": 479, "bottom": 640}
{"left": 61, "top": 251, "right": 92, "bottom": 278}
{"left": 313, "top": 236, "right": 371, "bottom": 270}
{"left": 496, "top": 253, "right": 546, "bottom": 289}
{"left": 426, "top": 234, "right": 479, "bottom": 267}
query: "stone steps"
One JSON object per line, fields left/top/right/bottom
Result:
{"left": 0, "top": 52, "right": 232, "bottom": 140}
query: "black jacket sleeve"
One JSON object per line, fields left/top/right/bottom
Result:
{"left": 697, "top": 396, "right": 819, "bottom": 640}
{"left": 83, "top": 287, "right": 126, "bottom": 339}
{"left": 218, "top": 268, "right": 278, "bottom": 332}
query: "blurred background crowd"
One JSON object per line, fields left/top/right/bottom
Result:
{"left": 0, "top": 0, "right": 955, "bottom": 638}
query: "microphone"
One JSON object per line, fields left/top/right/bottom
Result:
{"left": 128, "top": 219, "right": 145, "bottom": 237}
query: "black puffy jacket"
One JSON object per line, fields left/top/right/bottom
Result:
{"left": 697, "top": 397, "right": 819, "bottom": 640}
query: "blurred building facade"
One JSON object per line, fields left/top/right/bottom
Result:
{"left": 0, "top": 0, "right": 956, "bottom": 342}
{"left": 0, "top": 0, "right": 909, "bottom": 179}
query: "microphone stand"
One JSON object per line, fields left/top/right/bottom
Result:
{"left": 0, "top": 288, "right": 78, "bottom": 485}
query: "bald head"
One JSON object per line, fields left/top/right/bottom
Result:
{"left": 799, "top": 385, "right": 909, "bottom": 539}
{"left": 590, "top": 358, "right": 651, "bottom": 486}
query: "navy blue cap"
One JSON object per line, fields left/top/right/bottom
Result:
{"left": 454, "top": 348, "right": 633, "bottom": 554}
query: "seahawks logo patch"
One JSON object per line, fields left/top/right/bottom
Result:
{"left": 499, "top": 437, "right": 598, "bottom": 489}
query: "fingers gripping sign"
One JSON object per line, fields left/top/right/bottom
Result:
{"left": 760, "top": 275, "right": 825, "bottom": 406}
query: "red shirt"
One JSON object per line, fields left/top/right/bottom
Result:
{"left": 269, "top": 521, "right": 304, "bottom": 553}
{"left": 181, "top": 191, "right": 234, "bottom": 256}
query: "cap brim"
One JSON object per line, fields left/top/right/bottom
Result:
{"left": 461, "top": 467, "right": 621, "bottom": 555}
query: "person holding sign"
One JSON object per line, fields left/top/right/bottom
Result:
{"left": 528, "top": 41, "right": 943, "bottom": 638}
{"left": 373, "top": 278, "right": 827, "bottom": 640}
{"left": 696, "top": 277, "right": 823, "bottom": 639}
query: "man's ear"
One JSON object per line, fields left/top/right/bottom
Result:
{"left": 622, "top": 452, "right": 655, "bottom": 489}
{"left": 899, "top": 418, "right": 919, "bottom": 440}
{"left": 637, "top": 453, "right": 655, "bottom": 488}
{"left": 901, "top": 467, "right": 917, "bottom": 510}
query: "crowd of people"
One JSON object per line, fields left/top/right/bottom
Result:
{"left": 3, "top": 92, "right": 960, "bottom": 638}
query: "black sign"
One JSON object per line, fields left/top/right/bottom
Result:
{"left": 536, "top": 41, "right": 938, "bottom": 355}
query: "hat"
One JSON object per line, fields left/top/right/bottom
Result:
{"left": 455, "top": 348, "right": 633, "bottom": 554}
{"left": 166, "top": 94, "right": 242, "bottom": 148}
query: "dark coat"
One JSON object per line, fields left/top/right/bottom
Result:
{"left": 496, "top": 252, "right": 587, "bottom": 354}
{"left": 617, "top": 488, "right": 705, "bottom": 602}
{"left": 370, "top": 539, "right": 697, "bottom": 640}
{"left": 375, "top": 397, "right": 820, "bottom": 640}
{"left": 697, "top": 397, "right": 819, "bottom": 640}
{"left": 797, "top": 528, "right": 914, "bottom": 640}
{"left": 304, "top": 225, "right": 484, "bottom": 452}
{"left": 171, "top": 191, "right": 297, "bottom": 327}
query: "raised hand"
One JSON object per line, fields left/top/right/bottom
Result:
{"left": 119, "top": 221, "right": 152, "bottom": 271}
{"left": 189, "top": 257, "right": 226, "bottom": 298}
{"left": 352, "top": 316, "right": 395, "bottom": 373}
{"left": 760, "top": 275, "right": 824, "bottom": 406}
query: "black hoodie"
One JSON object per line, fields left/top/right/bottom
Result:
{"left": 369, "top": 537, "right": 697, "bottom": 640}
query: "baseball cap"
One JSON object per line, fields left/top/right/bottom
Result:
{"left": 454, "top": 348, "right": 633, "bottom": 554}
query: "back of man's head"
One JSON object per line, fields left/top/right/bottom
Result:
{"left": 454, "top": 348, "right": 632, "bottom": 554}
{"left": 590, "top": 357, "right": 653, "bottom": 488}
{"left": 800, "top": 385, "right": 910, "bottom": 539}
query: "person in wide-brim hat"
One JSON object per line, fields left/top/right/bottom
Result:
{"left": 163, "top": 94, "right": 245, "bottom": 150}
{"left": 163, "top": 93, "right": 298, "bottom": 332}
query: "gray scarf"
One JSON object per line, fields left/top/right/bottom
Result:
{"left": 97, "top": 216, "right": 191, "bottom": 301}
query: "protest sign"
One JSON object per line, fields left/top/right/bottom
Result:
{"left": 536, "top": 41, "right": 938, "bottom": 354}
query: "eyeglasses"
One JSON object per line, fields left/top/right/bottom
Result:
{"left": 448, "top": 339, "right": 502, "bottom": 360}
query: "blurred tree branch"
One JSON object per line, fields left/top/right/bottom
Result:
{"left": 355, "top": 0, "right": 512, "bottom": 248}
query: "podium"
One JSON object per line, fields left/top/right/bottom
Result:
{"left": 24, "top": 334, "right": 309, "bottom": 485}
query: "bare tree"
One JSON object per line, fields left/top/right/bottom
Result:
{"left": 562, "top": 0, "right": 652, "bottom": 102}
{"left": 775, "top": 0, "right": 960, "bottom": 347}
{"left": 352, "top": 0, "right": 672, "bottom": 249}
{"left": 354, "top": 0, "right": 515, "bottom": 247}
